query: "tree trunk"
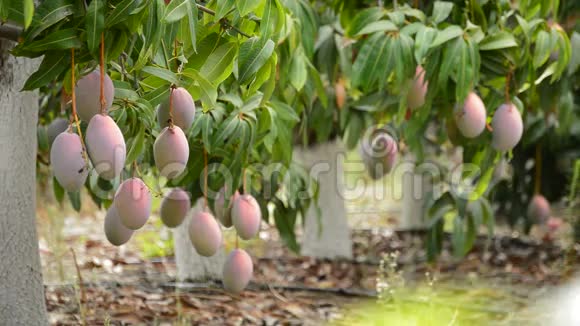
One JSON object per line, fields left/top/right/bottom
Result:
{"left": 173, "top": 198, "right": 225, "bottom": 281}
{"left": 294, "top": 140, "right": 353, "bottom": 259}
{"left": 400, "top": 153, "right": 429, "bottom": 229}
{"left": 0, "top": 40, "right": 48, "bottom": 324}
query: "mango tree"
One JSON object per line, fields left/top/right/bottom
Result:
{"left": 0, "top": 0, "right": 577, "bottom": 324}
{"left": 271, "top": 0, "right": 576, "bottom": 258}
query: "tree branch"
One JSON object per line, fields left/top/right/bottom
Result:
{"left": 196, "top": 4, "right": 252, "bottom": 38}
{"left": 0, "top": 23, "right": 22, "bottom": 42}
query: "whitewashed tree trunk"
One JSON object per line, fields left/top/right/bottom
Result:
{"left": 294, "top": 140, "right": 353, "bottom": 259}
{"left": 173, "top": 198, "right": 225, "bottom": 281}
{"left": 0, "top": 40, "right": 47, "bottom": 324}
{"left": 400, "top": 153, "right": 434, "bottom": 229}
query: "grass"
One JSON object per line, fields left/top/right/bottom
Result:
{"left": 332, "top": 252, "right": 529, "bottom": 326}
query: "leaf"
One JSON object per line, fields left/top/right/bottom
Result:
{"left": 273, "top": 200, "right": 300, "bottom": 253}
{"left": 142, "top": 66, "right": 180, "bottom": 84}
{"left": 22, "top": 28, "right": 81, "bottom": 52}
{"left": 182, "top": 68, "right": 218, "bottom": 108}
{"left": 260, "top": 52, "right": 278, "bottom": 105}
{"left": 237, "top": 0, "right": 261, "bottom": 16}
{"left": 23, "top": 0, "right": 34, "bottom": 29}
{"left": 86, "top": 0, "right": 105, "bottom": 55}
{"left": 552, "top": 28, "right": 571, "bottom": 81}
{"left": 53, "top": 177, "right": 65, "bottom": 203}
{"left": 289, "top": 48, "right": 307, "bottom": 91}
{"left": 200, "top": 42, "right": 237, "bottom": 84}
{"left": 430, "top": 25, "right": 463, "bottom": 48}
{"left": 271, "top": 100, "right": 299, "bottom": 122}
{"left": 185, "top": 0, "right": 198, "bottom": 52}
{"left": 569, "top": 32, "right": 580, "bottom": 74}
{"left": 415, "top": 25, "right": 437, "bottom": 63}
{"left": 431, "top": 1, "right": 454, "bottom": 24}
{"left": 164, "top": 0, "right": 188, "bottom": 23}
{"left": 479, "top": 31, "right": 518, "bottom": 51}
{"left": 126, "top": 128, "right": 145, "bottom": 163}
{"left": 68, "top": 191, "right": 81, "bottom": 212}
{"left": 26, "top": 0, "right": 75, "bottom": 40}
{"left": 452, "top": 216, "right": 465, "bottom": 257}
{"left": 355, "top": 20, "right": 398, "bottom": 36}
{"left": 22, "top": 52, "right": 69, "bottom": 90}
{"left": 143, "top": 85, "right": 170, "bottom": 107}
{"left": 438, "top": 37, "right": 462, "bottom": 86}
{"left": 214, "top": 115, "right": 241, "bottom": 146}
{"left": 238, "top": 37, "right": 275, "bottom": 85}
{"left": 308, "top": 62, "right": 328, "bottom": 108}
{"left": 455, "top": 39, "right": 471, "bottom": 102}
{"left": 351, "top": 33, "right": 393, "bottom": 91}
{"left": 216, "top": 0, "right": 235, "bottom": 20}
{"left": 261, "top": 0, "right": 284, "bottom": 41}
{"left": 346, "top": 7, "right": 384, "bottom": 37}
{"left": 106, "top": 0, "right": 138, "bottom": 27}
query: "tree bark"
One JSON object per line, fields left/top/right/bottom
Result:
{"left": 399, "top": 153, "right": 436, "bottom": 229}
{"left": 294, "top": 140, "right": 353, "bottom": 259}
{"left": 173, "top": 198, "right": 226, "bottom": 281}
{"left": 0, "top": 40, "right": 48, "bottom": 324}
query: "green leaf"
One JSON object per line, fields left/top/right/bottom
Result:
{"left": 164, "top": 0, "right": 188, "bottom": 23}
{"left": 144, "top": 85, "right": 170, "bottom": 107}
{"left": 214, "top": 116, "right": 241, "bottom": 146}
{"left": 22, "top": 52, "right": 69, "bottom": 90}
{"left": 237, "top": 0, "right": 261, "bottom": 17}
{"left": 215, "top": 0, "right": 235, "bottom": 20}
{"left": 438, "top": 37, "right": 462, "bottom": 86}
{"left": 22, "top": 28, "right": 81, "bottom": 52}
{"left": 126, "top": 128, "right": 145, "bottom": 163}
{"left": 106, "top": 0, "right": 138, "bottom": 27}
{"left": 415, "top": 25, "right": 437, "bottom": 63}
{"left": 355, "top": 20, "right": 398, "bottom": 36}
{"left": 431, "top": 1, "right": 454, "bottom": 24}
{"left": 260, "top": 52, "right": 278, "bottom": 105}
{"left": 248, "top": 53, "right": 273, "bottom": 95}
{"left": 452, "top": 216, "right": 465, "bottom": 257}
{"left": 23, "top": 0, "right": 34, "bottom": 29}
{"left": 185, "top": 0, "right": 198, "bottom": 52}
{"left": 479, "top": 31, "right": 518, "bottom": 51}
{"left": 200, "top": 42, "right": 237, "bottom": 85}
{"left": 533, "top": 30, "right": 552, "bottom": 68}
{"left": 346, "top": 7, "right": 384, "bottom": 37}
{"left": 261, "top": 0, "right": 282, "bottom": 41}
{"left": 289, "top": 48, "right": 307, "bottom": 91}
{"left": 238, "top": 37, "right": 275, "bottom": 85}
{"left": 351, "top": 33, "right": 393, "bottom": 91}
{"left": 86, "top": 0, "right": 105, "bottom": 55}
{"left": 182, "top": 68, "right": 218, "bottom": 109}
{"left": 271, "top": 100, "right": 299, "bottom": 123}
{"left": 68, "top": 191, "right": 81, "bottom": 212}
{"left": 569, "top": 32, "right": 580, "bottom": 74}
{"left": 53, "top": 177, "right": 65, "bottom": 203}
{"left": 142, "top": 66, "right": 180, "bottom": 84}
{"left": 26, "top": 1, "right": 75, "bottom": 40}
{"left": 455, "top": 39, "right": 471, "bottom": 102}
{"left": 552, "top": 28, "right": 571, "bottom": 81}
{"left": 273, "top": 200, "right": 300, "bottom": 253}
{"left": 430, "top": 25, "right": 463, "bottom": 48}
{"left": 308, "top": 62, "right": 328, "bottom": 108}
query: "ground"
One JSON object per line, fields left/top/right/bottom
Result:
{"left": 36, "top": 162, "right": 578, "bottom": 325}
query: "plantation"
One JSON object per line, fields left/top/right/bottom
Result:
{"left": 0, "top": 0, "right": 578, "bottom": 324}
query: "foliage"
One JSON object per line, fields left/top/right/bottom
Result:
{"left": 5, "top": 0, "right": 578, "bottom": 257}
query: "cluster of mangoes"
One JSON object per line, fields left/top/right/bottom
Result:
{"left": 49, "top": 69, "right": 259, "bottom": 293}
{"left": 361, "top": 66, "right": 524, "bottom": 179}
{"left": 359, "top": 66, "right": 550, "bottom": 222}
